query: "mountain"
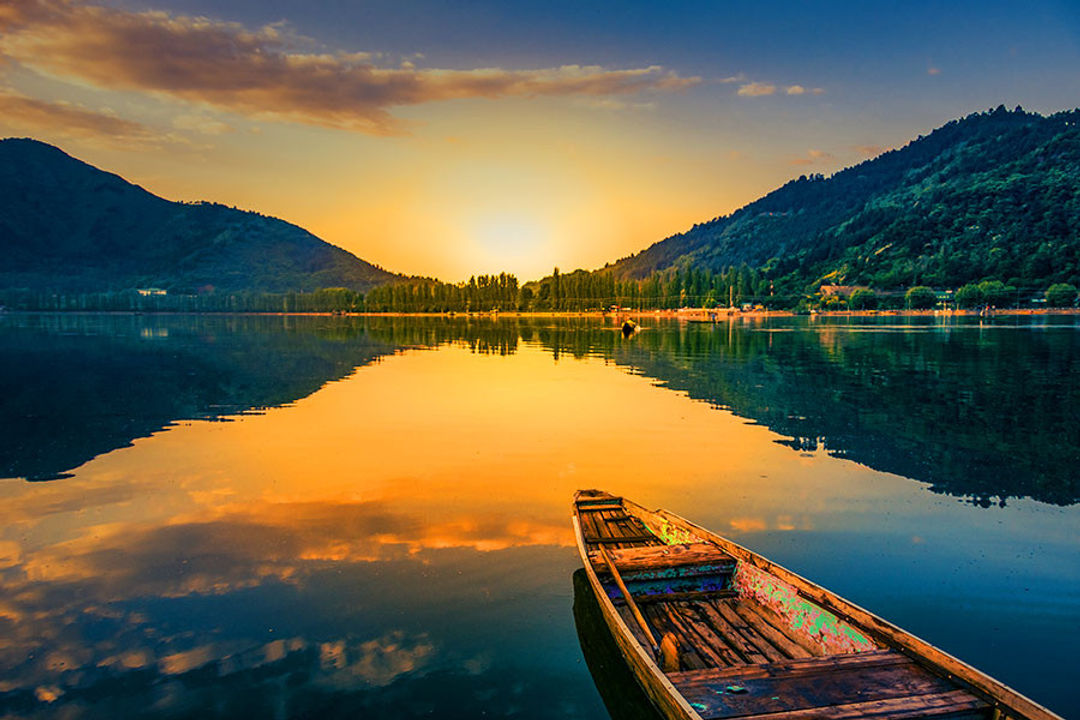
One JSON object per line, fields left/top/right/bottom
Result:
{"left": 607, "top": 106, "right": 1080, "bottom": 292}
{"left": 0, "top": 138, "right": 398, "bottom": 293}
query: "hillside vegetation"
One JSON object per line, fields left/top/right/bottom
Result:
{"left": 603, "top": 106, "right": 1080, "bottom": 302}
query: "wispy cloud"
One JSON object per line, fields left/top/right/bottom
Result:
{"left": 927, "top": 66, "right": 942, "bottom": 76}
{"left": 785, "top": 85, "right": 825, "bottom": 96}
{"left": 0, "top": 0, "right": 700, "bottom": 136}
{"left": 0, "top": 87, "right": 157, "bottom": 145}
{"left": 737, "top": 82, "right": 777, "bottom": 97}
{"left": 734, "top": 80, "right": 824, "bottom": 98}
{"left": 790, "top": 149, "right": 833, "bottom": 166}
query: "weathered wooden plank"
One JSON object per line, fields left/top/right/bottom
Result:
{"left": 652, "top": 604, "right": 724, "bottom": 668}
{"left": 727, "top": 600, "right": 817, "bottom": 659}
{"left": 643, "top": 604, "right": 708, "bottom": 670}
{"left": 590, "top": 542, "right": 734, "bottom": 573}
{"left": 709, "top": 601, "right": 788, "bottom": 663}
{"left": 675, "top": 660, "right": 966, "bottom": 719}
{"left": 585, "top": 534, "right": 659, "bottom": 544}
{"left": 597, "top": 511, "right": 623, "bottom": 538}
{"left": 690, "top": 601, "right": 771, "bottom": 665}
{"left": 575, "top": 490, "right": 622, "bottom": 507}
{"left": 577, "top": 502, "right": 625, "bottom": 512}
{"left": 661, "top": 602, "right": 741, "bottom": 668}
{"left": 669, "top": 647, "right": 915, "bottom": 690}
{"left": 692, "top": 689, "right": 989, "bottom": 720}
{"left": 580, "top": 510, "right": 605, "bottom": 539}
{"left": 617, "top": 516, "right": 645, "bottom": 538}
{"left": 614, "top": 515, "right": 645, "bottom": 539}
{"left": 616, "top": 604, "right": 652, "bottom": 647}
{"left": 667, "top": 649, "right": 905, "bottom": 686}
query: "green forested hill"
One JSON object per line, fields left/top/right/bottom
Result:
{"left": 608, "top": 106, "right": 1080, "bottom": 294}
{"left": 0, "top": 139, "right": 398, "bottom": 293}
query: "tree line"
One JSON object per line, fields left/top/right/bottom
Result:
{"left": 3, "top": 272, "right": 1074, "bottom": 314}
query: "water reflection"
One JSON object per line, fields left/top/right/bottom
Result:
{"left": 4, "top": 313, "right": 1077, "bottom": 505}
{"left": 0, "top": 314, "right": 402, "bottom": 482}
{"left": 0, "top": 314, "right": 1077, "bottom": 718}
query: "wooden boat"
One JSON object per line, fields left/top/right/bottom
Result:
{"left": 572, "top": 490, "right": 1063, "bottom": 720}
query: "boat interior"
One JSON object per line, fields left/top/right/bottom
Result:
{"left": 575, "top": 490, "right": 993, "bottom": 720}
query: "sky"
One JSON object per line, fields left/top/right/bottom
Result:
{"left": 2, "top": 0, "right": 1080, "bottom": 281}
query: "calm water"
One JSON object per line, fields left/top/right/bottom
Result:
{"left": 0, "top": 313, "right": 1077, "bottom": 719}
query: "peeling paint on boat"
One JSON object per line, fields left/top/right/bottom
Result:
{"left": 656, "top": 518, "right": 701, "bottom": 546}
{"left": 733, "top": 562, "right": 875, "bottom": 654}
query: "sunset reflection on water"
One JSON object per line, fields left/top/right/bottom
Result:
{"left": 1, "top": 317, "right": 1077, "bottom": 718}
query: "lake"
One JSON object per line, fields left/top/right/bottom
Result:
{"left": 0, "top": 313, "right": 1077, "bottom": 719}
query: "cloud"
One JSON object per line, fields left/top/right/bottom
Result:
{"left": 0, "top": 87, "right": 157, "bottom": 145}
{"left": 790, "top": 148, "right": 833, "bottom": 166}
{"left": 786, "top": 85, "right": 826, "bottom": 96}
{"left": 737, "top": 81, "right": 776, "bottom": 97}
{"left": 928, "top": 66, "right": 941, "bottom": 75}
{"left": 0, "top": 0, "right": 700, "bottom": 136}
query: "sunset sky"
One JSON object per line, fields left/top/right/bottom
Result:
{"left": 2, "top": 0, "right": 1080, "bottom": 281}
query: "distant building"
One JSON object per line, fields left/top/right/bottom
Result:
{"left": 136, "top": 288, "right": 167, "bottom": 296}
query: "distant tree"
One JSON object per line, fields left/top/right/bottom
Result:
{"left": 977, "top": 280, "right": 1012, "bottom": 307}
{"left": 954, "top": 283, "right": 982, "bottom": 309}
{"left": 848, "top": 288, "right": 878, "bottom": 310}
{"left": 905, "top": 286, "right": 936, "bottom": 309}
{"left": 1046, "top": 283, "right": 1078, "bottom": 307}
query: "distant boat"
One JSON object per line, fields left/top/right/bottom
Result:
{"left": 572, "top": 490, "right": 1062, "bottom": 720}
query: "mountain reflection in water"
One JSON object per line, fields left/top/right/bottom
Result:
{"left": 0, "top": 313, "right": 1078, "bottom": 719}
{"left": 3, "top": 313, "right": 1077, "bottom": 505}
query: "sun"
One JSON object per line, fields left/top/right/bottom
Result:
{"left": 470, "top": 211, "right": 550, "bottom": 275}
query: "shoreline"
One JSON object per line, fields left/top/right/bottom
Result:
{"left": 2, "top": 308, "right": 1078, "bottom": 319}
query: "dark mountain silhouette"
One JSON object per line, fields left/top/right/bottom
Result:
{"left": 0, "top": 138, "right": 399, "bottom": 293}
{"left": 606, "top": 106, "right": 1080, "bottom": 292}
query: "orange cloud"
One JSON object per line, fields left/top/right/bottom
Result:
{"left": 0, "top": 87, "right": 157, "bottom": 144}
{"left": 737, "top": 81, "right": 776, "bottom": 97}
{"left": 0, "top": 0, "right": 700, "bottom": 136}
{"left": 790, "top": 148, "right": 833, "bottom": 166}
{"left": 15, "top": 498, "right": 571, "bottom": 599}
